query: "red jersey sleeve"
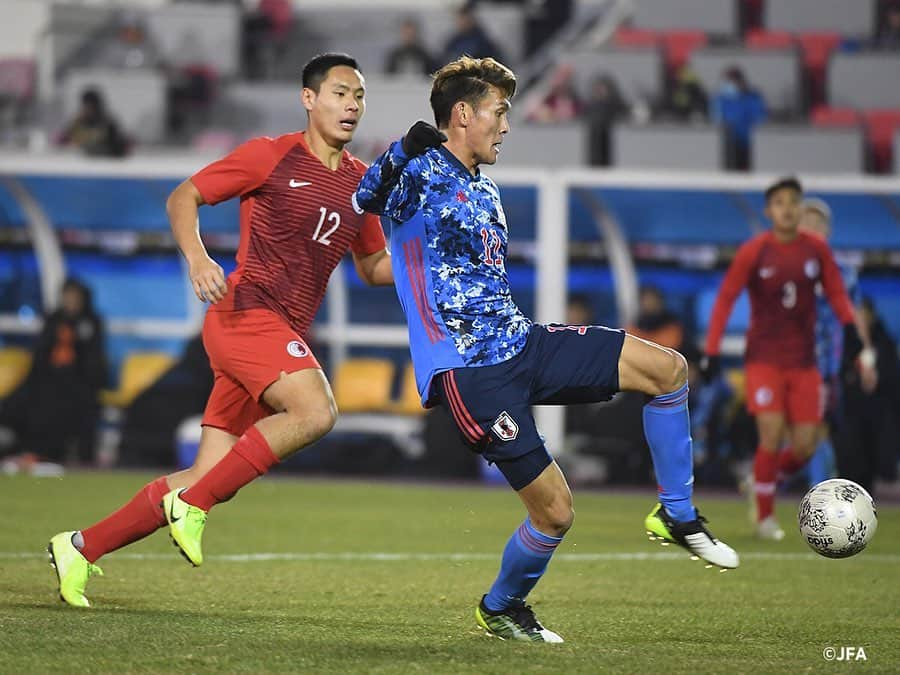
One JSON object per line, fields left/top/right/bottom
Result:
{"left": 191, "top": 137, "right": 279, "bottom": 205}
{"left": 705, "top": 237, "right": 761, "bottom": 355}
{"left": 351, "top": 212, "right": 387, "bottom": 257}
{"left": 812, "top": 236, "right": 855, "bottom": 325}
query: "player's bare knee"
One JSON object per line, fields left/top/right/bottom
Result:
{"left": 650, "top": 349, "right": 687, "bottom": 396}
{"left": 535, "top": 500, "right": 574, "bottom": 537}
{"left": 305, "top": 405, "right": 338, "bottom": 441}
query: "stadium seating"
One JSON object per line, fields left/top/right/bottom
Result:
{"left": 62, "top": 68, "right": 168, "bottom": 144}
{"left": 613, "top": 28, "right": 658, "bottom": 49}
{"left": 752, "top": 125, "right": 865, "bottom": 173}
{"left": 390, "top": 362, "right": 425, "bottom": 416}
{"left": 764, "top": 0, "right": 876, "bottom": 37}
{"left": 745, "top": 29, "right": 794, "bottom": 50}
{"left": 862, "top": 109, "right": 900, "bottom": 172}
{"left": 332, "top": 358, "right": 395, "bottom": 413}
{"left": 0, "top": 346, "right": 31, "bottom": 399}
{"left": 612, "top": 28, "right": 707, "bottom": 74}
{"left": 613, "top": 124, "right": 722, "bottom": 170}
{"left": 562, "top": 48, "right": 664, "bottom": 108}
{"left": 101, "top": 350, "right": 176, "bottom": 408}
{"left": 144, "top": 2, "right": 241, "bottom": 78}
{"left": 629, "top": 0, "right": 739, "bottom": 37}
{"left": 0, "top": 59, "right": 35, "bottom": 118}
{"left": 690, "top": 47, "right": 801, "bottom": 115}
{"left": 660, "top": 31, "right": 708, "bottom": 72}
{"left": 810, "top": 106, "right": 860, "bottom": 127}
{"left": 493, "top": 123, "right": 587, "bottom": 167}
{"left": 828, "top": 53, "right": 900, "bottom": 109}
{"left": 895, "top": 128, "right": 900, "bottom": 174}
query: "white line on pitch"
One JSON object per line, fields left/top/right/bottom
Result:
{"left": 6, "top": 551, "right": 900, "bottom": 562}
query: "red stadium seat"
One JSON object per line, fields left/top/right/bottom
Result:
{"left": 863, "top": 109, "right": 900, "bottom": 172}
{"left": 0, "top": 58, "right": 35, "bottom": 103}
{"left": 810, "top": 106, "right": 860, "bottom": 127}
{"left": 613, "top": 28, "right": 659, "bottom": 48}
{"left": 797, "top": 32, "right": 841, "bottom": 105}
{"left": 660, "top": 31, "right": 708, "bottom": 72}
{"left": 745, "top": 29, "right": 794, "bottom": 50}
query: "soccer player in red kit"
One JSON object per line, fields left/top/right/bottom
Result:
{"left": 702, "top": 177, "right": 863, "bottom": 540}
{"left": 48, "top": 53, "right": 392, "bottom": 607}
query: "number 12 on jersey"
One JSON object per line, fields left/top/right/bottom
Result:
{"left": 313, "top": 207, "right": 340, "bottom": 245}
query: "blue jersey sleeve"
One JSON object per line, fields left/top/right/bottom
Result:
{"left": 355, "top": 140, "right": 424, "bottom": 223}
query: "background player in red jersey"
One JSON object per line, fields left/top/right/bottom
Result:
{"left": 48, "top": 53, "right": 393, "bottom": 607}
{"left": 702, "top": 177, "right": 863, "bottom": 541}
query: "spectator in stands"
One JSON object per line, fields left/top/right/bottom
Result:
{"left": 874, "top": 2, "right": 900, "bottom": 50}
{"left": 59, "top": 88, "right": 129, "bottom": 158}
{"left": 525, "top": 63, "right": 583, "bottom": 123}
{"left": 710, "top": 66, "right": 767, "bottom": 170}
{"left": 385, "top": 17, "right": 436, "bottom": 76}
{"left": 442, "top": 4, "right": 504, "bottom": 63}
{"left": 626, "top": 285, "right": 684, "bottom": 350}
{"left": 87, "top": 11, "right": 162, "bottom": 71}
{"left": 1, "top": 279, "right": 107, "bottom": 467}
{"left": 242, "top": 0, "right": 294, "bottom": 80}
{"left": 583, "top": 73, "right": 628, "bottom": 167}
{"left": 660, "top": 65, "right": 708, "bottom": 122}
{"left": 836, "top": 297, "right": 900, "bottom": 497}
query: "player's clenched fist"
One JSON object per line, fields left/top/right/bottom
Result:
{"left": 402, "top": 120, "right": 447, "bottom": 157}
{"left": 189, "top": 255, "right": 227, "bottom": 303}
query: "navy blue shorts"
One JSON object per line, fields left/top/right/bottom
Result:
{"left": 431, "top": 324, "right": 626, "bottom": 489}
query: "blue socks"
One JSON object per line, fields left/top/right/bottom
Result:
{"left": 643, "top": 383, "right": 697, "bottom": 523}
{"left": 483, "top": 519, "right": 562, "bottom": 612}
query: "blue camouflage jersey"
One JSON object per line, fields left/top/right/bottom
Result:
{"left": 355, "top": 141, "right": 531, "bottom": 403}
{"left": 815, "top": 262, "right": 860, "bottom": 378}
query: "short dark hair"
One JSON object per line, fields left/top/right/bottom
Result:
{"left": 430, "top": 56, "right": 516, "bottom": 129}
{"left": 764, "top": 176, "right": 803, "bottom": 202}
{"left": 302, "top": 53, "right": 361, "bottom": 92}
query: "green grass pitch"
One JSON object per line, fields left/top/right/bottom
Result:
{"left": 1, "top": 472, "right": 898, "bottom": 673}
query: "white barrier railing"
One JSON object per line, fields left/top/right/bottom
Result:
{"left": 2, "top": 152, "right": 898, "bottom": 452}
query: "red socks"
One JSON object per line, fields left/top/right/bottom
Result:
{"left": 79, "top": 477, "right": 170, "bottom": 563}
{"left": 777, "top": 446, "right": 808, "bottom": 480}
{"left": 76, "top": 427, "right": 277, "bottom": 563}
{"left": 753, "top": 448, "right": 777, "bottom": 521}
{"left": 180, "top": 426, "right": 278, "bottom": 512}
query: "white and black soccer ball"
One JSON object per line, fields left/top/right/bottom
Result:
{"left": 798, "top": 479, "right": 877, "bottom": 558}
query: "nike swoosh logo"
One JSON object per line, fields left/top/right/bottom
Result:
{"left": 289, "top": 179, "right": 312, "bottom": 188}
{"left": 169, "top": 499, "right": 181, "bottom": 523}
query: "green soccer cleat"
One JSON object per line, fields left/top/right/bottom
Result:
{"left": 645, "top": 503, "right": 740, "bottom": 570}
{"left": 47, "top": 531, "right": 103, "bottom": 608}
{"left": 162, "top": 488, "right": 207, "bottom": 567}
{"left": 475, "top": 596, "right": 564, "bottom": 643}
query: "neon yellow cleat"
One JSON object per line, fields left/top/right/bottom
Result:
{"left": 475, "top": 596, "right": 564, "bottom": 643}
{"left": 47, "top": 531, "right": 103, "bottom": 608}
{"left": 162, "top": 488, "right": 208, "bottom": 567}
{"left": 645, "top": 503, "right": 740, "bottom": 570}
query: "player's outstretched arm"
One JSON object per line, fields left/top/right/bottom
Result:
{"left": 703, "top": 239, "right": 756, "bottom": 366}
{"left": 167, "top": 179, "right": 227, "bottom": 304}
{"left": 355, "top": 121, "right": 445, "bottom": 222}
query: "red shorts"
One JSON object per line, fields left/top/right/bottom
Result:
{"left": 744, "top": 363, "right": 823, "bottom": 424}
{"left": 201, "top": 307, "right": 320, "bottom": 436}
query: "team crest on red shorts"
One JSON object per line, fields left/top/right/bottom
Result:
{"left": 286, "top": 340, "right": 309, "bottom": 358}
{"left": 491, "top": 411, "right": 519, "bottom": 441}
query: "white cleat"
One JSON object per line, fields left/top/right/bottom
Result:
{"left": 756, "top": 516, "right": 786, "bottom": 541}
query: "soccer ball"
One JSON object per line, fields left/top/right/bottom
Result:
{"left": 798, "top": 479, "right": 877, "bottom": 558}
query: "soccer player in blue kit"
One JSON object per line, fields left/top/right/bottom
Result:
{"left": 355, "top": 56, "right": 739, "bottom": 643}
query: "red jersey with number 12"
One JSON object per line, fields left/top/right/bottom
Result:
{"left": 705, "top": 231, "right": 854, "bottom": 368}
{"left": 191, "top": 131, "right": 386, "bottom": 337}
